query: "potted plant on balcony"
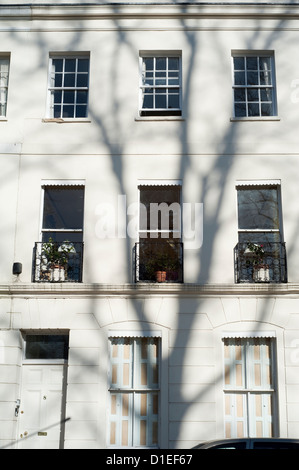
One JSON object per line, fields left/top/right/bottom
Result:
{"left": 244, "top": 242, "right": 269, "bottom": 282}
{"left": 41, "top": 238, "right": 75, "bottom": 281}
{"left": 147, "top": 245, "right": 181, "bottom": 283}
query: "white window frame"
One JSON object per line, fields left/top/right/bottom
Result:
{"left": 236, "top": 181, "right": 282, "bottom": 243}
{"left": 231, "top": 51, "right": 277, "bottom": 119}
{"left": 138, "top": 181, "right": 182, "bottom": 240}
{"left": 223, "top": 337, "right": 278, "bottom": 438}
{"left": 39, "top": 180, "right": 85, "bottom": 242}
{"left": 139, "top": 52, "right": 182, "bottom": 117}
{"left": 34, "top": 181, "right": 85, "bottom": 282}
{"left": 47, "top": 54, "right": 90, "bottom": 120}
{"left": 108, "top": 336, "right": 161, "bottom": 448}
{"left": 22, "top": 331, "right": 69, "bottom": 365}
{"left": 0, "top": 55, "right": 10, "bottom": 119}
{"left": 135, "top": 182, "right": 183, "bottom": 283}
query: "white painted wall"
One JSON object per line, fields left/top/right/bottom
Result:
{"left": 1, "top": 2, "right": 299, "bottom": 449}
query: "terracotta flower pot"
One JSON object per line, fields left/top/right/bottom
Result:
{"left": 155, "top": 271, "right": 166, "bottom": 283}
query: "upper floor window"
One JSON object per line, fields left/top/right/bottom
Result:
{"left": 232, "top": 52, "right": 277, "bottom": 118}
{"left": 34, "top": 183, "right": 85, "bottom": 282}
{"left": 48, "top": 55, "right": 90, "bottom": 119}
{"left": 139, "top": 53, "right": 182, "bottom": 116}
{"left": 234, "top": 182, "right": 287, "bottom": 283}
{"left": 135, "top": 183, "right": 183, "bottom": 283}
{"left": 0, "top": 56, "right": 10, "bottom": 117}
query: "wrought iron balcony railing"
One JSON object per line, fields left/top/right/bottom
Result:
{"left": 134, "top": 240, "right": 183, "bottom": 283}
{"left": 234, "top": 242, "right": 287, "bottom": 283}
{"left": 33, "top": 241, "right": 83, "bottom": 282}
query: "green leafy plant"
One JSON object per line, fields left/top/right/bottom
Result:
{"left": 245, "top": 242, "right": 265, "bottom": 266}
{"left": 41, "top": 238, "right": 75, "bottom": 266}
{"left": 141, "top": 241, "right": 181, "bottom": 280}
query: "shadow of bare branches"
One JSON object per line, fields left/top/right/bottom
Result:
{"left": 1, "top": 1, "right": 299, "bottom": 449}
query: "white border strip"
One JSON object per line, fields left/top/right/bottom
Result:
{"left": 222, "top": 331, "right": 276, "bottom": 339}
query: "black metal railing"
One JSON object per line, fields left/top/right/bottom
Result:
{"left": 134, "top": 240, "right": 183, "bottom": 283}
{"left": 234, "top": 242, "right": 287, "bottom": 283}
{"left": 33, "top": 241, "right": 84, "bottom": 282}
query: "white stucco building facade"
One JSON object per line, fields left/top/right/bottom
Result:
{"left": 1, "top": 0, "right": 299, "bottom": 449}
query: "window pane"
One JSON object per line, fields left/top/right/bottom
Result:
{"left": 64, "top": 91, "right": 75, "bottom": 104}
{"left": 142, "top": 93, "right": 153, "bottom": 109}
{"left": 139, "top": 185, "right": 181, "bottom": 231}
{"left": 25, "top": 335, "right": 69, "bottom": 360}
{"left": 260, "top": 71, "right": 272, "bottom": 86}
{"left": 78, "top": 58, "right": 89, "bottom": 72}
{"left": 42, "top": 187, "right": 85, "bottom": 230}
{"left": 53, "top": 90, "right": 62, "bottom": 104}
{"left": 65, "top": 58, "right": 76, "bottom": 72}
{"left": 168, "top": 72, "right": 179, "bottom": 85}
{"left": 62, "top": 105, "right": 74, "bottom": 117}
{"left": 64, "top": 73, "right": 76, "bottom": 87}
{"left": 247, "top": 88, "right": 259, "bottom": 101}
{"left": 155, "top": 94, "right": 166, "bottom": 108}
{"left": 247, "top": 56, "right": 258, "bottom": 70}
{"left": 259, "top": 56, "right": 271, "bottom": 70}
{"left": 234, "top": 102, "right": 246, "bottom": 117}
{"left": 53, "top": 105, "right": 61, "bottom": 118}
{"left": 234, "top": 57, "right": 245, "bottom": 70}
{"left": 144, "top": 58, "right": 153, "bottom": 71}
{"left": 261, "top": 88, "right": 272, "bottom": 102}
{"left": 247, "top": 71, "right": 259, "bottom": 86}
{"left": 52, "top": 58, "right": 63, "bottom": 73}
{"left": 0, "top": 59, "right": 9, "bottom": 87}
{"left": 156, "top": 57, "right": 166, "bottom": 70}
{"left": 76, "top": 105, "right": 88, "bottom": 118}
{"left": 248, "top": 103, "right": 260, "bottom": 116}
{"left": 0, "top": 103, "right": 6, "bottom": 116}
{"left": 0, "top": 89, "right": 7, "bottom": 103}
{"left": 168, "top": 94, "right": 179, "bottom": 109}
{"left": 261, "top": 103, "right": 273, "bottom": 116}
{"left": 234, "top": 71, "right": 245, "bottom": 86}
{"left": 53, "top": 73, "right": 62, "bottom": 88}
{"left": 76, "top": 73, "right": 88, "bottom": 87}
{"left": 168, "top": 57, "right": 179, "bottom": 70}
{"left": 237, "top": 188, "right": 279, "bottom": 230}
{"left": 234, "top": 88, "right": 245, "bottom": 102}
{"left": 77, "top": 90, "right": 88, "bottom": 104}
{"left": 0, "top": 73, "right": 8, "bottom": 88}
{"left": 0, "top": 58, "right": 9, "bottom": 117}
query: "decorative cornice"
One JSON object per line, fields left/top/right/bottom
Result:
{"left": 1, "top": 3, "right": 299, "bottom": 21}
{"left": 1, "top": 282, "right": 299, "bottom": 298}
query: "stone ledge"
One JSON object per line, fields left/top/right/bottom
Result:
{"left": 2, "top": 3, "right": 299, "bottom": 21}
{"left": 1, "top": 282, "right": 299, "bottom": 297}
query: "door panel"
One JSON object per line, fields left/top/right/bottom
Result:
{"left": 18, "top": 364, "right": 67, "bottom": 449}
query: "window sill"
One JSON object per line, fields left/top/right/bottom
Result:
{"left": 135, "top": 115, "right": 185, "bottom": 122}
{"left": 0, "top": 117, "right": 8, "bottom": 122}
{"left": 230, "top": 116, "right": 281, "bottom": 122}
{"left": 42, "top": 118, "right": 91, "bottom": 123}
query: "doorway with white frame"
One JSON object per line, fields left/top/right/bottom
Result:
{"left": 17, "top": 332, "right": 69, "bottom": 449}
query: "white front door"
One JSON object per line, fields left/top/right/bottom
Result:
{"left": 18, "top": 364, "right": 67, "bottom": 449}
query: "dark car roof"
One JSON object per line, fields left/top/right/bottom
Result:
{"left": 194, "top": 438, "right": 299, "bottom": 449}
